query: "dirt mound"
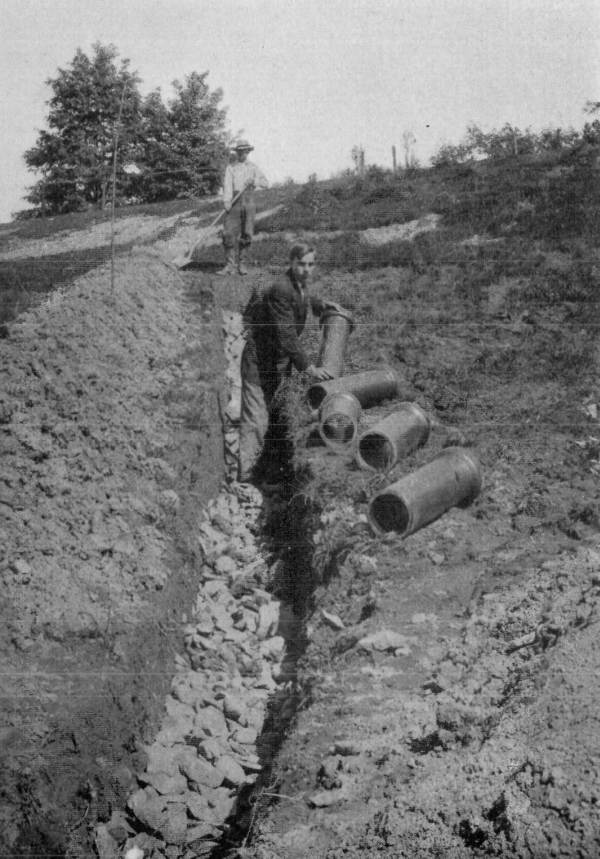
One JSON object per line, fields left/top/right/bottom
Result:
{"left": 0, "top": 212, "right": 193, "bottom": 260}
{"left": 0, "top": 251, "right": 224, "bottom": 854}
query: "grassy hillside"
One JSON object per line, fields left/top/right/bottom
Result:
{"left": 2, "top": 146, "right": 599, "bottom": 328}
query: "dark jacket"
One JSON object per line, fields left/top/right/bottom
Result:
{"left": 242, "top": 268, "right": 324, "bottom": 395}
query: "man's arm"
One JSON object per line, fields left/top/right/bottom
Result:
{"left": 247, "top": 164, "right": 268, "bottom": 190}
{"left": 268, "top": 285, "right": 332, "bottom": 381}
{"left": 309, "top": 296, "right": 345, "bottom": 316}
{"left": 268, "top": 285, "right": 310, "bottom": 372}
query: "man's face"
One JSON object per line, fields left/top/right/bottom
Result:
{"left": 291, "top": 251, "right": 316, "bottom": 286}
{"left": 236, "top": 149, "right": 249, "bottom": 162}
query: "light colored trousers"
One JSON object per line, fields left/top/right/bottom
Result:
{"left": 222, "top": 193, "right": 256, "bottom": 251}
{"left": 238, "top": 377, "right": 269, "bottom": 481}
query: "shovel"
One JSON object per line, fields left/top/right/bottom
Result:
{"left": 171, "top": 188, "right": 245, "bottom": 269}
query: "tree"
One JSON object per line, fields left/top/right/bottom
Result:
{"left": 582, "top": 101, "right": 600, "bottom": 146}
{"left": 128, "top": 88, "right": 178, "bottom": 203}
{"left": 24, "top": 46, "right": 231, "bottom": 214}
{"left": 163, "top": 71, "right": 230, "bottom": 198}
{"left": 25, "top": 43, "right": 142, "bottom": 214}
{"left": 432, "top": 122, "right": 584, "bottom": 167}
{"left": 129, "top": 72, "right": 230, "bottom": 203}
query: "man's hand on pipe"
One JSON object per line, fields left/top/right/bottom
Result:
{"left": 306, "top": 364, "right": 333, "bottom": 381}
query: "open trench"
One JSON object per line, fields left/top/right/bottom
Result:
{"left": 106, "top": 273, "right": 319, "bottom": 859}
{"left": 0, "top": 250, "right": 318, "bottom": 859}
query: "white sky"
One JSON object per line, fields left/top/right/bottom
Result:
{"left": 1, "top": 0, "right": 598, "bottom": 221}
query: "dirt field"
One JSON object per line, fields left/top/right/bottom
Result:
{"left": 235, "top": 261, "right": 600, "bottom": 858}
{"left": 1, "top": 158, "right": 599, "bottom": 858}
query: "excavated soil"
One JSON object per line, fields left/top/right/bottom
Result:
{"left": 0, "top": 250, "right": 224, "bottom": 855}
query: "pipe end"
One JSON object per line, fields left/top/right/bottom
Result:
{"left": 307, "top": 384, "right": 328, "bottom": 410}
{"left": 356, "top": 432, "right": 395, "bottom": 472}
{"left": 368, "top": 492, "right": 410, "bottom": 537}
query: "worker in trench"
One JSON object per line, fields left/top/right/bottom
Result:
{"left": 217, "top": 139, "right": 268, "bottom": 276}
{"left": 238, "top": 242, "right": 342, "bottom": 484}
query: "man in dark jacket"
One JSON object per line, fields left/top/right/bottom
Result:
{"left": 238, "top": 242, "right": 335, "bottom": 482}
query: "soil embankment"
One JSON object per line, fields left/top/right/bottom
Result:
{"left": 0, "top": 250, "right": 224, "bottom": 855}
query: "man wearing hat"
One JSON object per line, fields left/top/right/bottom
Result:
{"left": 217, "top": 140, "right": 268, "bottom": 275}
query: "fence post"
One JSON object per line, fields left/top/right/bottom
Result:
{"left": 110, "top": 82, "right": 127, "bottom": 293}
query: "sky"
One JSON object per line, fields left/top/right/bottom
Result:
{"left": 1, "top": 0, "right": 598, "bottom": 221}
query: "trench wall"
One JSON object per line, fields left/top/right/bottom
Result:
{"left": 0, "top": 250, "right": 224, "bottom": 855}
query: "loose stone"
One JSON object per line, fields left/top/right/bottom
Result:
{"left": 358, "top": 629, "right": 413, "bottom": 653}
{"left": 216, "top": 754, "right": 247, "bottom": 787}
{"left": 145, "top": 745, "right": 181, "bottom": 776}
{"left": 308, "top": 789, "right": 346, "bottom": 807}
{"left": 140, "top": 770, "right": 188, "bottom": 796}
{"left": 193, "top": 705, "right": 229, "bottom": 737}
{"left": 260, "top": 635, "right": 285, "bottom": 661}
{"left": 128, "top": 786, "right": 166, "bottom": 830}
{"left": 159, "top": 802, "right": 188, "bottom": 844}
{"left": 186, "top": 823, "right": 222, "bottom": 843}
{"left": 198, "top": 737, "right": 224, "bottom": 762}
{"left": 222, "top": 693, "right": 247, "bottom": 723}
{"left": 206, "top": 786, "right": 237, "bottom": 819}
{"left": 185, "top": 791, "right": 213, "bottom": 820}
{"left": 333, "top": 740, "right": 360, "bottom": 756}
{"left": 177, "top": 749, "right": 223, "bottom": 789}
{"left": 215, "top": 555, "right": 237, "bottom": 576}
{"left": 232, "top": 726, "right": 258, "bottom": 745}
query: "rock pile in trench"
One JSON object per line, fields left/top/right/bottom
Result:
{"left": 1, "top": 252, "right": 220, "bottom": 649}
{"left": 110, "top": 484, "right": 289, "bottom": 857}
{"left": 108, "top": 309, "right": 293, "bottom": 858}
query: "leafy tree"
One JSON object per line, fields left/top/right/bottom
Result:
{"left": 581, "top": 101, "right": 600, "bottom": 146}
{"left": 24, "top": 46, "right": 231, "bottom": 213}
{"left": 163, "top": 71, "right": 230, "bottom": 198}
{"left": 128, "top": 72, "right": 230, "bottom": 203}
{"left": 25, "top": 43, "right": 142, "bottom": 214}
{"left": 432, "top": 122, "right": 585, "bottom": 167}
{"left": 128, "top": 88, "right": 177, "bottom": 202}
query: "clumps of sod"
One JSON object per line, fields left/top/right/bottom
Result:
{"left": 192, "top": 233, "right": 429, "bottom": 274}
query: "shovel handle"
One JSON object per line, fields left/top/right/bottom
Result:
{"left": 175, "top": 187, "right": 250, "bottom": 267}
{"left": 210, "top": 187, "right": 245, "bottom": 226}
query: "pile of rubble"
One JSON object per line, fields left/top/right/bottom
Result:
{"left": 96, "top": 309, "right": 293, "bottom": 858}
{"left": 98, "top": 484, "right": 290, "bottom": 858}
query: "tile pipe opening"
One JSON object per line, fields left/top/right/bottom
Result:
{"left": 358, "top": 432, "right": 395, "bottom": 470}
{"left": 369, "top": 492, "right": 410, "bottom": 535}
{"left": 307, "top": 384, "right": 327, "bottom": 410}
{"left": 322, "top": 413, "right": 357, "bottom": 446}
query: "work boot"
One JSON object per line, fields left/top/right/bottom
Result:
{"left": 237, "top": 246, "right": 249, "bottom": 276}
{"left": 216, "top": 248, "right": 236, "bottom": 276}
